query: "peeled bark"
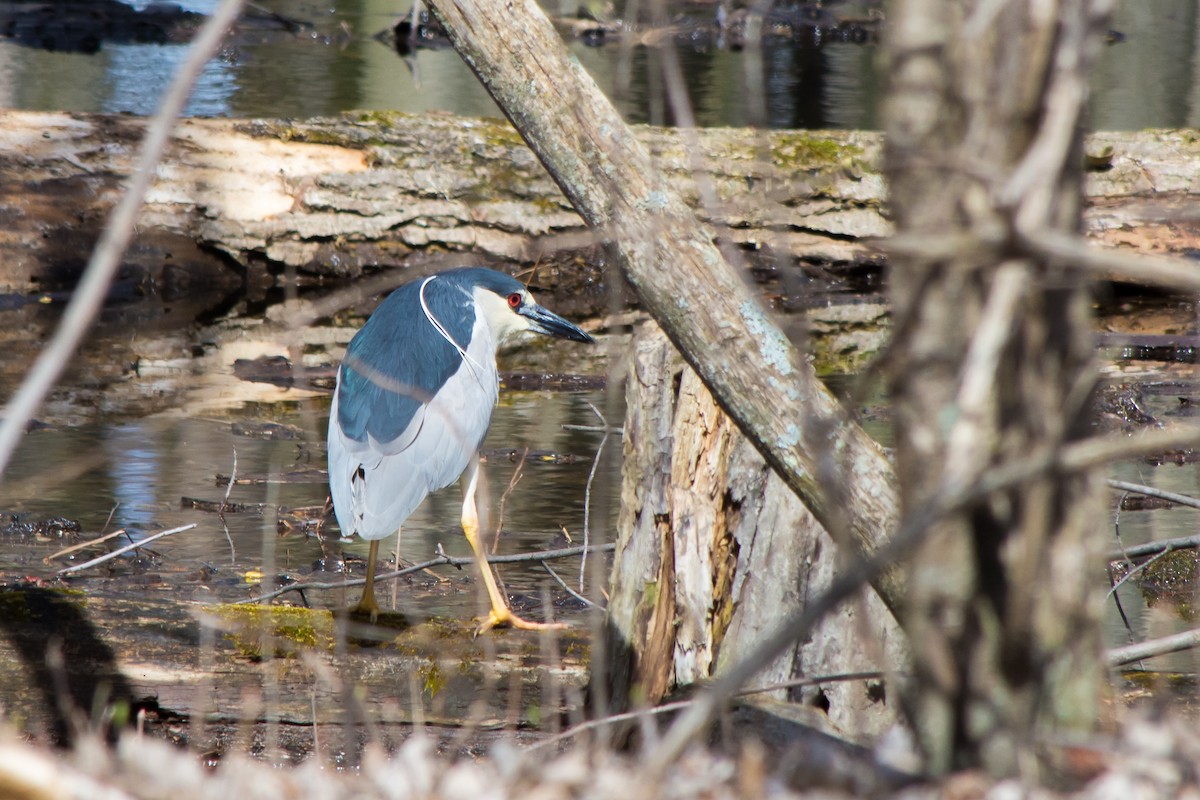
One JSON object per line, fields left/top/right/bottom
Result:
{"left": 609, "top": 325, "right": 903, "bottom": 736}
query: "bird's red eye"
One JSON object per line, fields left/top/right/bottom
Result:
{"left": 507, "top": 292, "right": 522, "bottom": 309}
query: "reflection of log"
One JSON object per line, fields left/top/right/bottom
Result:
{"left": 606, "top": 324, "right": 904, "bottom": 737}
{"left": 5, "top": 110, "right": 1198, "bottom": 309}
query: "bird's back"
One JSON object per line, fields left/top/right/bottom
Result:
{"left": 328, "top": 274, "right": 501, "bottom": 540}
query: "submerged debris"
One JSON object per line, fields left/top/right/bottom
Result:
{"left": 0, "top": 513, "right": 81, "bottom": 539}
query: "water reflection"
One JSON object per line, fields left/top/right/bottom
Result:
{"left": 0, "top": 0, "right": 1193, "bottom": 130}
{"left": 1107, "top": 458, "right": 1200, "bottom": 675}
{"left": 106, "top": 422, "right": 162, "bottom": 538}
{"left": 0, "top": 0, "right": 881, "bottom": 130}
{"left": 0, "top": 390, "right": 617, "bottom": 619}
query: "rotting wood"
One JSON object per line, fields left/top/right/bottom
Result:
{"left": 0, "top": 109, "right": 881, "bottom": 306}
{"left": 608, "top": 324, "right": 904, "bottom": 735}
{"left": 424, "top": 0, "right": 906, "bottom": 642}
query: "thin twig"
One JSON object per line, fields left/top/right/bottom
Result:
{"left": 99, "top": 503, "right": 120, "bottom": 534}
{"left": 1106, "top": 533, "right": 1200, "bottom": 562}
{"left": 1106, "top": 564, "right": 1141, "bottom": 654}
{"left": 43, "top": 528, "right": 128, "bottom": 564}
{"left": 239, "top": 542, "right": 616, "bottom": 604}
{"left": 56, "top": 524, "right": 197, "bottom": 575}
{"left": 578, "top": 400, "right": 609, "bottom": 590}
{"left": 0, "top": 0, "right": 246, "bottom": 479}
{"left": 739, "top": 671, "right": 886, "bottom": 698}
{"left": 542, "top": 560, "right": 605, "bottom": 610}
{"left": 1106, "top": 497, "right": 1141, "bottom": 650}
{"left": 219, "top": 448, "right": 238, "bottom": 563}
{"left": 528, "top": 670, "right": 887, "bottom": 752}
{"left": 493, "top": 447, "right": 528, "bottom": 553}
{"left": 1107, "top": 478, "right": 1200, "bottom": 511}
{"left": 1107, "top": 547, "right": 1171, "bottom": 599}
{"left": 1108, "top": 627, "right": 1200, "bottom": 667}
{"left": 1020, "top": 226, "right": 1200, "bottom": 295}
{"left": 561, "top": 424, "right": 624, "bottom": 435}
{"left": 222, "top": 448, "right": 238, "bottom": 509}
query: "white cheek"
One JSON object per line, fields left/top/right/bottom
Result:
{"left": 474, "top": 288, "right": 531, "bottom": 345}
{"left": 496, "top": 313, "right": 533, "bottom": 343}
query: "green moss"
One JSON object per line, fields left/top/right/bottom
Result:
{"left": 471, "top": 118, "right": 528, "bottom": 150}
{"left": 303, "top": 129, "right": 361, "bottom": 147}
{"left": 640, "top": 579, "right": 660, "bottom": 610}
{"left": 419, "top": 661, "right": 446, "bottom": 697}
{"left": 210, "top": 604, "right": 334, "bottom": 659}
{"left": 1141, "top": 550, "right": 1198, "bottom": 592}
{"left": 1132, "top": 550, "right": 1200, "bottom": 621}
{"left": 1121, "top": 670, "right": 1200, "bottom": 691}
{"left": 393, "top": 617, "right": 486, "bottom": 665}
{"left": 353, "top": 110, "right": 412, "bottom": 128}
{"left": 424, "top": 615, "right": 478, "bottom": 639}
{"left": 770, "top": 133, "right": 862, "bottom": 169}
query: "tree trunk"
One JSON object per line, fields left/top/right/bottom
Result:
{"left": 882, "top": 0, "right": 1112, "bottom": 775}
{"left": 608, "top": 324, "right": 904, "bottom": 736}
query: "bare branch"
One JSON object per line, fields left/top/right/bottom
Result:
{"left": 1020, "top": 227, "right": 1200, "bottom": 295}
{"left": 1107, "top": 479, "right": 1200, "bottom": 512}
{"left": 542, "top": 560, "right": 605, "bottom": 611}
{"left": 240, "top": 542, "right": 615, "bottom": 605}
{"left": 1108, "top": 628, "right": 1200, "bottom": 667}
{"left": 1106, "top": 533, "right": 1200, "bottom": 562}
{"left": 56, "top": 524, "right": 198, "bottom": 575}
{"left": 43, "top": 529, "right": 129, "bottom": 565}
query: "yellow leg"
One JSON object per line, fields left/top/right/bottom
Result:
{"left": 461, "top": 459, "right": 565, "bottom": 633}
{"left": 352, "top": 538, "right": 381, "bottom": 622}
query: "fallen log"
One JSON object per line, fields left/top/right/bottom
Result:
{"left": 4, "top": 110, "right": 1198, "bottom": 310}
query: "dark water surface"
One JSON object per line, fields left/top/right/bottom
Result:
{"left": 0, "top": 0, "right": 1194, "bottom": 130}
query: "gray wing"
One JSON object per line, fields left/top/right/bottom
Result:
{"left": 327, "top": 319, "right": 499, "bottom": 541}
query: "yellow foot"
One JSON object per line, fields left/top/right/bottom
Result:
{"left": 350, "top": 596, "right": 380, "bottom": 624}
{"left": 476, "top": 607, "right": 569, "bottom": 634}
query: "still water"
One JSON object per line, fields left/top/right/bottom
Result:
{"left": 0, "top": 0, "right": 1196, "bottom": 130}
{"left": 1, "top": 390, "right": 617, "bottom": 621}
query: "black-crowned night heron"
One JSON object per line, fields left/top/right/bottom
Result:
{"left": 327, "top": 267, "right": 594, "bottom": 631}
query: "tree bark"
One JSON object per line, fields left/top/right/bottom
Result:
{"left": 882, "top": 0, "right": 1112, "bottom": 776}
{"left": 3, "top": 109, "right": 1199, "bottom": 305}
{"left": 609, "top": 324, "right": 903, "bottom": 735}
{"left": 0, "top": 110, "right": 881, "bottom": 304}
